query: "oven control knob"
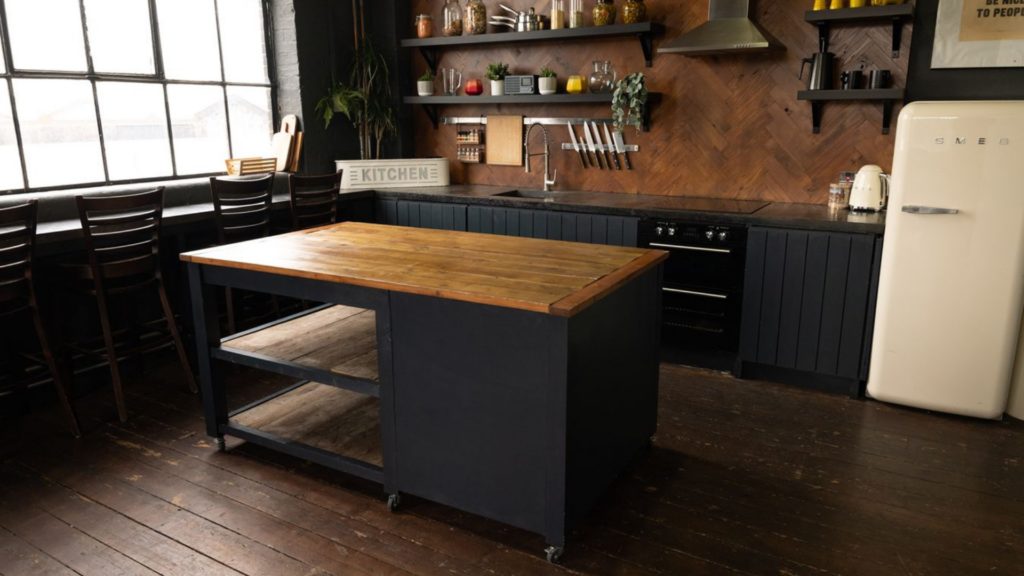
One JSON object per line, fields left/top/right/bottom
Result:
{"left": 718, "top": 231, "right": 729, "bottom": 242}
{"left": 705, "top": 229, "right": 715, "bottom": 240}
{"left": 667, "top": 227, "right": 677, "bottom": 237}
{"left": 655, "top": 226, "right": 664, "bottom": 236}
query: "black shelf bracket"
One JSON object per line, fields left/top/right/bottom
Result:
{"left": 811, "top": 101, "right": 823, "bottom": 135}
{"left": 891, "top": 17, "right": 902, "bottom": 58}
{"left": 638, "top": 32, "right": 654, "bottom": 67}
{"left": 420, "top": 48, "right": 439, "bottom": 75}
{"left": 882, "top": 100, "right": 893, "bottom": 135}
{"left": 421, "top": 103, "right": 439, "bottom": 130}
{"left": 817, "top": 22, "right": 829, "bottom": 53}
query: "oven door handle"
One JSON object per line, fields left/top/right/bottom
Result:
{"left": 648, "top": 242, "right": 732, "bottom": 254}
{"left": 663, "top": 287, "right": 729, "bottom": 300}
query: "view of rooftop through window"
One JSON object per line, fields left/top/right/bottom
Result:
{"left": 0, "top": 0, "right": 273, "bottom": 192}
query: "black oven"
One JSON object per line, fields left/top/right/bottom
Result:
{"left": 641, "top": 220, "right": 747, "bottom": 357}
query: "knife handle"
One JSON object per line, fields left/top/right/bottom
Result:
{"left": 622, "top": 151, "right": 632, "bottom": 170}
{"left": 610, "top": 148, "right": 621, "bottom": 170}
{"left": 593, "top": 147, "right": 605, "bottom": 169}
{"left": 576, "top": 148, "right": 586, "bottom": 169}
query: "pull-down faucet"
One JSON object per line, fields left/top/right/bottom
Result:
{"left": 524, "top": 123, "right": 557, "bottom": 192}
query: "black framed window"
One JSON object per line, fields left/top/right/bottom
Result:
{"left": 0, "top": 0, "right": 275, "bottom": 193}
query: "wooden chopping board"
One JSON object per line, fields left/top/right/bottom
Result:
{"left": 485, "top": 115, "right": 523, "bottom": 167}
{"left": 271, "top": 132, "right": 294, "bottom": 172}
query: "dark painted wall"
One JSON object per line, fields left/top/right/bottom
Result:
{"left": 906, "top": 0, "right": 1024, "bottom": 103}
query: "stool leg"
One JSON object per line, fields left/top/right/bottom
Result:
{"left": 32, "top": 307, "right": 80, "bottom": 438}
{"left": 158, "top": 280, "right": 198, "bottom": 394}
{"left": 95, "top": 291, "right": 128, "bottom": 422}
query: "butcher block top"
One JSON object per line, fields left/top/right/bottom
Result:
{"left": 181, "top": 222, "right": 667, "bottom": 317}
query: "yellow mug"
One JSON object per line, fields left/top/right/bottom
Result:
{"left": 850, "top": 0, "right": 866, "bottom": 6}
{"left": 566, "top": 75, "right": 585, "bottom": 94}
{"left": 829, "top": 0, "right": 843, "bottom": 8}
{"left": 813, "top": 0, "right": 828, "bottom": 9}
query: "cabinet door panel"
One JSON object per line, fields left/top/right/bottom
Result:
{"left": 577, "top": 215, "right": 593, "bottom": 243}
{"left": 592, "top": 217, "right": 608, "bottom": 245}
{"left": 517, "top": 209, "right": 533, "bottom": 238}
{"left": 492, "top": 208, "right": 507, "bottom": 235}
{"left": 561, "top": 214, "right": 577, "bottom": 242}
{"left": 796, "top": 233, "right": 831, "bottom": 373}
{"left": 776, "top": 232, "right": 809, "bottom": 369}
{"left": 623, "top": 217, "right": 639, "bottom": 247}
{"left": 816, "top": 235, "right": 852, "bottom": 375}
{"left": 739, "top": 228, "right": 767, "bottom": 362}
{"left": 547, "top": 213, "right": 562, "bottom": 240}
{"left": 608, "top": 217, "right": 624, "bottom": 246}
{"left": 837, "top": 235, "right": 876, "bottom": 379}
{"left": 505, "top": 209, "right": 520, "bottom": 236}
{"left": 756, "top": 230, "right": 788, "bottom": 365}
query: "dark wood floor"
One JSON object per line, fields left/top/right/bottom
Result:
{"left": 2, "top": 362, "right": 1022, "bottom": 576}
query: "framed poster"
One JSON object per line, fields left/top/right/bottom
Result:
{"left": 932, "top": 0, "right": 1024, "bottom": 68}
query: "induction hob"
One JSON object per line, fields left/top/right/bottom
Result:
{"left": 646, "top": 197, "right": 770, "bottom": 215}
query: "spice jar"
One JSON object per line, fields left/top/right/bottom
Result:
{"left": 569, "top": 0, "right": 584, "bottom": 28}
{"left": 593, "top": 0, "right": 615, "bottom": 25}
{"left": 442, "top": 0, "right": 463, "bottom": 37}
{"left": 551, "top": 0, "right": 565, "bottom": 29}
{"left": 465, "top": 0, "right": 487, "bottom": 35}
{"left": 621, "top": 0, "right": 646, "bottom": 23}
{"left": 415, "top": 14, "right": 433, "bottom": 38}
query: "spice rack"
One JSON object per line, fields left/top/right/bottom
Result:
{"left": 401, "top": 22, "right": 664, "bottom": 73}
{"left": 456, "top": 127, "right": 484, "bottom": 163}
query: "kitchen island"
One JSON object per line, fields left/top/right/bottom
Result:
{"left": 181, "top": 222, "right": 667, "bottom": 562}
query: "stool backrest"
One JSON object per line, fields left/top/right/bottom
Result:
{"left": 210, "top": 174, "right": 274, "bottom": 245}
{"left": 0, "top": 199, "right": 38, "bottom": 308}
{"left": 288, "top": 171, "right": 342, "bottom": 231}
{"left": 75, "top": 189, "right": 165, "bottom": 292}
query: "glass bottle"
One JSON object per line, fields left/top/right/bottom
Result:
{"left": 569, "top": 0, "right": 585, "bottom": 28}
{"left": 415, "top": 14, "right": 433, "bottom": 38}
{"left": 593, "top": 0, "right": 615, "bottom": 26}
{"left": 621, "top": 0, "right": 647, "bottom": 23}
{"left": 442, "top": 0, "right": 463, "bottom": 37}
{"left": 465, "top": 0, "right": 487, "bottom": 35}
{"left": 551, "top": 0, "right": 565, "bottom": 29}
{"left": 588, "top": 61, "right": 617, "bottom": 93}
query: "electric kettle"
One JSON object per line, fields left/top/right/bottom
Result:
{"left": 849, "top": 164, "right": 890, "bottom": 211}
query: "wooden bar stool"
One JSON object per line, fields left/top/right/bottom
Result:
{"left": 288, "top": 171, "right": 343, "bottom": 231}
{"left": 209, "top": 174, "right": 279, "bottom": 334}
{"left": 61, "top": 189, "right": 198, "bottom": 423}
{"left": 0, "top": 200, "right": 80, "bottom": 437}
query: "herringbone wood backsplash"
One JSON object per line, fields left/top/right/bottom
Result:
{"left": 407, "top": 0, "right": 911, "bottom": 204}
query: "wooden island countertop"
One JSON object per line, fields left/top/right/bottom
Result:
{"left": 181, "top": 221, "right": 667, "bottom": 317}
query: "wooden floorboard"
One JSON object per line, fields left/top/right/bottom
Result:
{"left": 2, "top": 361, "right": 1022, "bottom": 576}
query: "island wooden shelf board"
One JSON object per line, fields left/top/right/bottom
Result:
{"left": 181, "top": 222, "right": 666, "bottom": 563}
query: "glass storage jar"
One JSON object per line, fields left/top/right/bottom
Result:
{"left": 569, "top": 0, "right": 585, "bottom": 28}
{"left": 415, "top": 14, "right": 434, "bottom": 38}
{"left": 551, "top": 0, "right": 565, "bottom": 29}
{"left": 442, "top": 0, "right": 463, "bottom": 37}
{"left": 621, "top": 0, "right": 647, "bottom": 23}
{"left": 465, "top": 0, "right": 487, "bottom": 35}
{"left": 593, "top": 0, "right": 615, "bottom": 25}
{"left": 588, "top": 60, "right": 617, "bottom": 93}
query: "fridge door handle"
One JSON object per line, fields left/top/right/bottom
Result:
{"left": 901, "top": 205, "right": 959, "bottom": 215}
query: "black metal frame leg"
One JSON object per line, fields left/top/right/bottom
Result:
{"left": 187, "top": 262, "right": 226, "bottom": 444}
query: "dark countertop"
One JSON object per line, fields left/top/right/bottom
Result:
{"left": 374, "top": 185, "right": 886, "bottom": 234}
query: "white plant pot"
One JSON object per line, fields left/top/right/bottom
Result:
{"left": 539, "top": 77, "right": 557, "bottom": 95}
{"left": 417, "top": 80, "right": 434, "bottom": 97}
{"left": 491, "top": 79, "right": 504, "bottom": 96}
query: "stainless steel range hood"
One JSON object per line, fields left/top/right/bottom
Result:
{"left": 659, "top": 0, "right": 785, "bottom": 56}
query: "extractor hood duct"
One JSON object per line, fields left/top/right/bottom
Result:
{"left": 659, "top": 0, "right": 785, "bottom": 56}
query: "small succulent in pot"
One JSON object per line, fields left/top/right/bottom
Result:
{"left": 538, "top": 67, "right": 557, "bottom": 95}
{"left": 417, "top": 69, "right": 435, "bottom": 97}
{"left": 486, "top": 62, "right": 510, "bottom": 95}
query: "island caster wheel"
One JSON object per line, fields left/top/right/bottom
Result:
{"left": 545, "top": 546, "right": 564, "bottom": 564}
{"left": 386, "top": 494, "right": 401, "bottom": 513}
{"left": 214, "top": 437, "right": 226, "bottom": 452}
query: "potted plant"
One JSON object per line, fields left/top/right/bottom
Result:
{"left": 539, "top": 67, "right": 557, "bottom": 95}
{"left": 486, "top": 62, "right": 509, "bottom": 96}
{"left": 417, "top": 69, "right": 434, "bottom": 96}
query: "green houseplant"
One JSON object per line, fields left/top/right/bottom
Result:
{"left": 539, "top": 67, "right": 557, "bottom": 95}
{"left": 611, "top": 72, "right": 648, "bottom": 134}
{"left": 486, "top": 62, "right": 510, "bottom": 96}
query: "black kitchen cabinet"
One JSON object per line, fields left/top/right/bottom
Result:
{"left": 738, "top": 227, "right": 882, "bottom": 397}
{"left": 467, "top": 206, "right": 639, "bottom": 247}
{"left": 375, "top": 199, "right": 468, "bottom": 231}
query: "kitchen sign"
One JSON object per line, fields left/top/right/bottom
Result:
{"left": 933, "top": 0, "right": 1024, "bottom": 68}
{"left": 335, "top": 158, "right": 450, "bottom": 189}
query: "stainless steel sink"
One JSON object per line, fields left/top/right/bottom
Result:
{"left": 492, "top": 189, "right": 566, "bottom": 201}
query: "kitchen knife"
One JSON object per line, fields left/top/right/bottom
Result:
{"left": 567, "top": 124, "right": 587, "bottom": 169}
{"left": 583, "top": 121, "right": 604, "bottom": 169}
{"left": 591, "top": 121, "right": 610, "bottom": 169}
{"left": 612, "top": 130, "right": 632, "bottom": 170}
{"left": 595, "top": 122, "right": 616, "bottom": 170}
{"left": 602, "top": 123, "right": 621, "bottom": 170}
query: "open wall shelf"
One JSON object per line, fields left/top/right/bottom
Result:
{"left": 406, "top": 92, "right": 662, "bottom": 130}
{"left": 402, "top": 22, "right": 664, "bottom": 72}
{"left": 805, "top": 4, "right": 913, "bottom": 57}
{"left": 798, "top": 89, "right": 904, "bottom": 134}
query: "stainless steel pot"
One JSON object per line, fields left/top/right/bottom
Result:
{"left": 489, "top": 5, "right": 544, "bottom": 31}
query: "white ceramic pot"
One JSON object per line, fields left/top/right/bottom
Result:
{"left": 491, "top": 79, "right": 504, "bottom": 96}
{"left": 539, "top": 77, "right": 557, "bottom": 95}
{"left": 417, "top": 80, "right": 434, "bottom": 97}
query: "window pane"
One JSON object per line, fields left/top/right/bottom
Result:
{"left": 156, "top": 0, "right": 222, "bottom": 81}
{"left": 218, "top": 0, "right": 269, "bottom": 83}
{"left": 6, "top": 0, "right": 87, "bottom": 71}
{"left": 227, "top": 87, "right": 272, "bottom": 159}
{"left": 97, "top": 83, "right": 172, "bottom": 180}
{"left": 84, "top": 0, "right": 155, "bottom": 74}
{"left": 168, "top": 84, "right": 229, "bottom": 175}
{"left": 0, "top": 36, "right": 5, "bottom": 74}
{"left": 0, "top": 84, "right": 24, "bottom": 190}
{"left": 13, "top": 79, "right": 104, "bottom": 188}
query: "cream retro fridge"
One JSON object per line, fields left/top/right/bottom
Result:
{"left": 866, "top": 101, "right": 1024, "bottom": 419}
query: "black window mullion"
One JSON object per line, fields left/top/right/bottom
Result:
{"left": 149, "top": 0, "right": 178, "bottom": 177}
{"left": 79, "top": 0, "right": 110, "bottom": 184}
{"left": 262, "top": 0, "right": 279, "bottom": 134}
{"left": 162, "top": 83, "right": 178, "bottom": 177}
{"left": 0, "top": 0, "right": 13, "bottom": 73}
{"left": 0, "top": 0, "right": 28, "bottom": 191}
{"left": 212, "top": 0, "right": 233, "bottom": 159}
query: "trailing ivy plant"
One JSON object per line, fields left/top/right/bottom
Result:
{"left": 539, "top": 67, "right": 556, "bottom": 78}
{"left": 611, "top": 72, "right": 647, "bottom": 134}
{"left": 485, "top": 62, "right": 510, "bottom": 81}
